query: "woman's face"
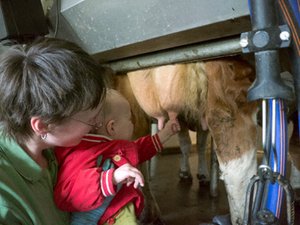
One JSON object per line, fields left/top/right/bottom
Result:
{"left": 46, "top": 104, "right": 103, "bottom": 147}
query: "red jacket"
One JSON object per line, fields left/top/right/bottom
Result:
{"left": 54, "top": 134, "right": 163, "bottom": 224}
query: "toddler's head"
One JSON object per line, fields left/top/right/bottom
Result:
{"left": 93, "top": 89, "right": 134, "bottom": 140}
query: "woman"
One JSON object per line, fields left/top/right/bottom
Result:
{"left": 0, "top": 37, "right": 109, "bottom": 225}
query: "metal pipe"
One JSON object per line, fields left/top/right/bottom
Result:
{"left": 252, "top": 180, "right": 265, "bottom": 221}
{"left": 242, "top": 176, "right": 260, "bottom": 225}
{"left": 262, "top": 99, "right": 268, "bottom": 165}
{"left": 105, "top": 37, "right": 242, "bottom": 74}
{"left": 247, "top": 0, "right": 293, "bottom": 101}
{"left": 250, "top": 0, "right": 278, "bottom": 30}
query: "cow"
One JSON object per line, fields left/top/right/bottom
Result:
{"left": 112, "top": 54, "right": 300, "bottom": 225}
{"left": 112, "top": 56, "right": 258, "bottom": 225}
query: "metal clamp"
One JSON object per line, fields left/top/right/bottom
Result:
{"left": 240, "top": 25, "right": 291, "bottom": 53}
{"left": 243, "top": 165, "right": 295, "bottom": 225}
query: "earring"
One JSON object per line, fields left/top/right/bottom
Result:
{"left": 41, "top": 133, "right": 47, "bottom": 140}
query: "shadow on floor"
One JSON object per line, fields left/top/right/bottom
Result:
{"left": 149, "top": 148, "right": 300, "bottom": 225}
{"left": 149, "top": 151, "right": 229, "bottom": 225}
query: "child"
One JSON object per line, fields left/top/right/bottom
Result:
{"left": 54, "top": 89, "right": 180, "bottom": 225}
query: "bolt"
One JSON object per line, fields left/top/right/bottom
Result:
{"left": 253, "top": 31, "right": 269, "bottom": 48}
{"left": 280, "top": 31, "right": 290, "bottom": 41}
{"left": 240, "top": 38, "right": 248, "bottom": 48}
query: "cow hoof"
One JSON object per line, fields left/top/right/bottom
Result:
{"left": 179, "top": 170, "right": 193, "bottom": 183}
{"left": 197, "top": 174, "right": 210, "bottom": 186}
{"left": 294, "top": 188, "right": 300, "bottom": 203}
{"left": 212, "top": 214, "right": 232, "bottom": 225}
{"left": 179, "top": 171, "right": 193, "bottom": 184}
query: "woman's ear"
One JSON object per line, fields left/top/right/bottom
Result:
{"left": 106, "top": 120, "right": 116, "bottom": 136}
{"left": 30, "top": 117, "right": 49, "bottom": 136}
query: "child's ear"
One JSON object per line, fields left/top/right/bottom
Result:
{"left": 30, "top": 116, "right": 49, "bottom": 136}
{"left": 106, "top": 120, "right": 116, "bottom": 136}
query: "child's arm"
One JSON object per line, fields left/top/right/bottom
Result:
{"left": 113, "top": 163, "right": 144, "bottom": 188}
{"left": 125, "top": 119, "right": 180, "bottom": 165}
{"left": 157, "top": 119, "right": 181, "bottom": 145}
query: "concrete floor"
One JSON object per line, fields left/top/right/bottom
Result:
{"left": 148, "top": 145, "right": 300, "bottom": 225}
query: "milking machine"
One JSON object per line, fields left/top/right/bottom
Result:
{"left": 240, "top": 0, "right": 299, "bottom": 224}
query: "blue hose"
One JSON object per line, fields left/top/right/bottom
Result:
{"left": 265, "top": 99, "right": 288, "bottom": 218}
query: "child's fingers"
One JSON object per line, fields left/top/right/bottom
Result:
{"left": 133, "top": 176, "right": 144, "bottom": 188}
{"left": 126, "top": 177, "right": 134, "bottom": 186}
{"left": 125, "top": 175, "right": 144, "bottom": 188}
{"left": 114, "top": 163, "right": 145, "bottom": 187}
{"left": 121, "top": 165, "right": 144, "bottom": 188}
{"left": 171, "top": 122, "right": 181, "bottom": 133}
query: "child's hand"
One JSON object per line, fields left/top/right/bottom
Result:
{"left": 157, "top": 118, "right": 181, "bottom": 144}
{"left": 169, "top": 119, "right": 181, "bottom": 134}
{"left": 113, "top": 163, "right": 144, "bottom": 188}
{"left": 164, "top": 118, "right": 181, "bottom": 135}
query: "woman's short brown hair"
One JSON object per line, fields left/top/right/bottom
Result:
{"left": 0, "top": 37, "right": 109, "bottom": 142}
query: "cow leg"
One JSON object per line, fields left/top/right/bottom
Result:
{"left": 290, "top": 157, "right": 300, "bottom": 204}
{"left": 196, "top": 128, "right": 210, "bottom": 186}
{"left": 288, "top": 121, "right": 300, "bottom": 203}
{"left": 178, "top": 125, "right": 193, "bottom": 181}
{"left": 210, "top": 139, "right": 219, "bottom": 197}
{"left": 289, "top": 121, "right": 300, "bottom": 203}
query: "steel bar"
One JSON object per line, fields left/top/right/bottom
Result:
{"left": 105, "top": 37, "right": 242, "bottom": 74}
